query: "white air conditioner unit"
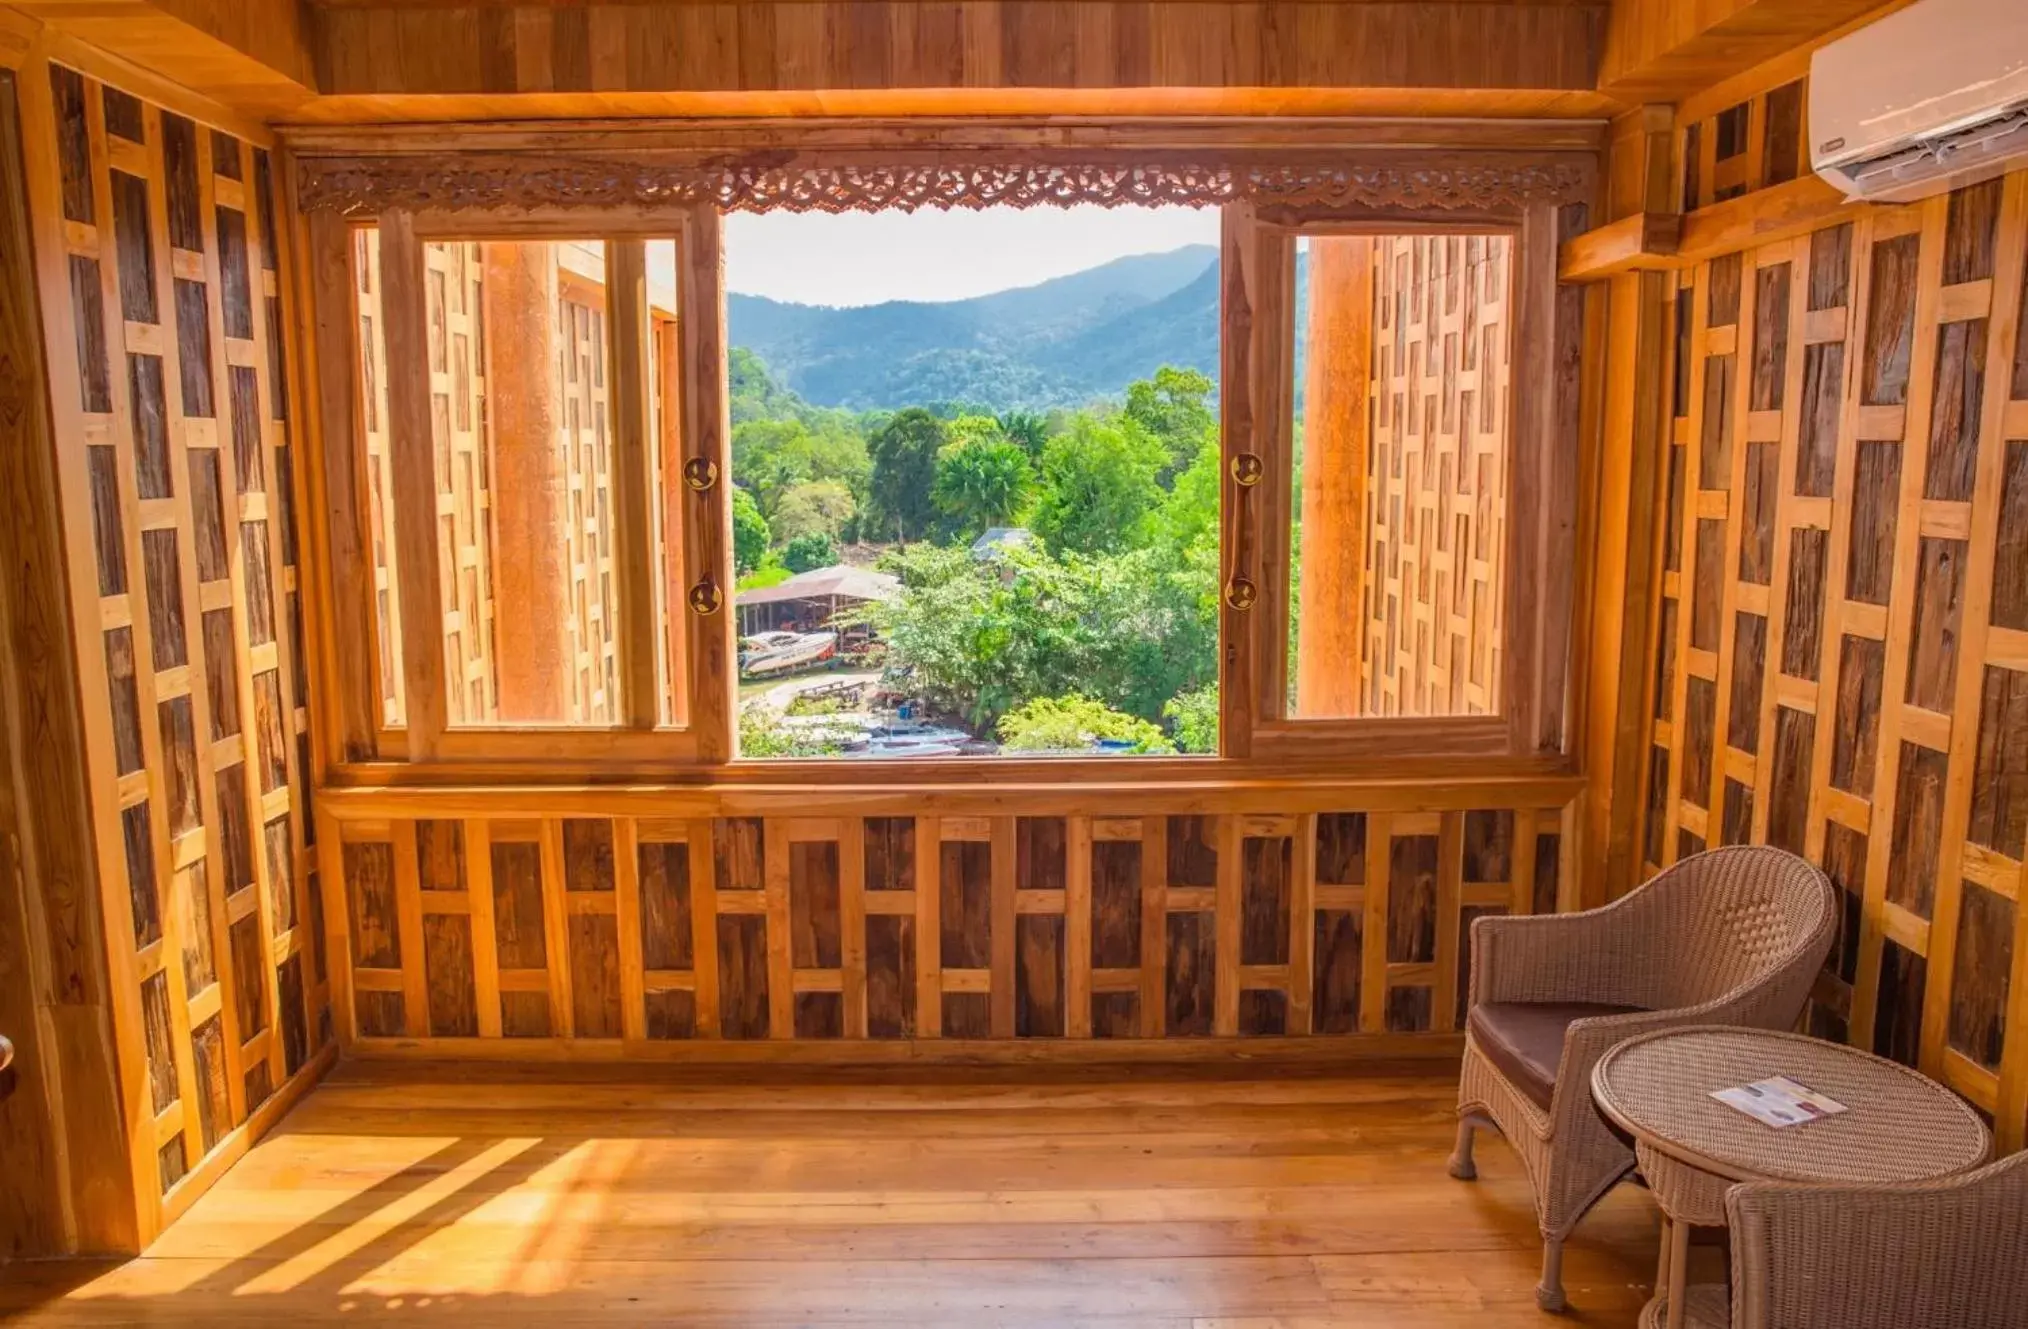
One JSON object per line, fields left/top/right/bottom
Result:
{"left": 1811, "top": 0, "right": 2028, "bottom": 203}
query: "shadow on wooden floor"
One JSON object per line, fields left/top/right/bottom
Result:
{"left": 0, "top": 1063, "right": 1667, "bottom": 1327}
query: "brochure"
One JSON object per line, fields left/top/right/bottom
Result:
{"left": 1711, "top": 1076, "right": 1848, "bottom": 1128}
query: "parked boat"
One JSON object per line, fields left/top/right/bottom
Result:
{"left": 739, "top": 629, "right": 838, "bottom": 677}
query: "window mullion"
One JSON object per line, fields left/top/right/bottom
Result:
{"left": 1218, "top": 201, "right": 1261, "bottom": 760}
{"left": 1257, "top": 224, "right": 1298, "bottom": 725}
{"left": 606, "top": 237, "right": 658, "bottom": 730}
{"left": 679, "top": 206, "right": 734, "bottom": 761}
{"left": 376, "top": 209, "right": 447, "bottom": 758}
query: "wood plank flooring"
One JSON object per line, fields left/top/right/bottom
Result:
{"left": 0, "top": 1061, "right": 1668, "bottom": 1326}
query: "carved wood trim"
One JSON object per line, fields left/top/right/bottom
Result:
{"left": 296, "top": 154, "right": 1593, "bottom": 217}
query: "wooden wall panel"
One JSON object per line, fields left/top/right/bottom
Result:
{"left": 24, "top": 58, "right": 336, "bottom": 1246}
{"left": 353, "top": 237, "right": 624, "bottom": 728}
{"left": 1357, "top": 235, "right": 1510, "bottom": 717}
{"left": 330, "top": 800, "right": 1572, "bottom": 1053}
{"left": 1639, "top": 156, "right": 2028, "bottom": 1148}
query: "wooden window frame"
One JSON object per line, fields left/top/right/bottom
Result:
{"left": 315, "top": 205, "right": 729, "bottom": 770}
{"left": 1220, "top": 199, "right": 1584, "bottom": 767}
{"left": 298, "top": 130, "right": 1591, "bottom": 785}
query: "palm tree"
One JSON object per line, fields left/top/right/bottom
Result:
{"left": 932, "top": 435, "right": 1035, "bottom": 537}
{"left": 997, "top": 410, "right": 1050, "bottom": 461}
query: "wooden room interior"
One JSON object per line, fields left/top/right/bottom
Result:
{"left": 1, "top": 0, "right": 2025, "bottom": 1323}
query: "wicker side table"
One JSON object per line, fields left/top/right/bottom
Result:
{"left": 1591, "top": 1027, "right": 1990, "bottom": 1329}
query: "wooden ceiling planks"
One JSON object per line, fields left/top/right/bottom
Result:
{"left": 307, "top": 2, "right": 1607, "bottom": 99}
{"left": 10, "top": 1, "right": 1623, "bottom": 123}
{"left": 6, "top": 0, "right": 317, "bottom": 118}
{"left": 8, "top": 0, "right": 1934, "bottom": 130}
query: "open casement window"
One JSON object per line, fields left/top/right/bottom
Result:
{"left": 307, "top": 147, "right": 1587, "bottom": 780}
{"left": 328, "top": 206, "right": 732, "bottom": 766}
{"left": 1218, "top": 201, "right": 1582, "bottom": 765}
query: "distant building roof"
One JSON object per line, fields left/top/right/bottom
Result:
{"left": 735, "top": 564, "right": 900, "bottom": 608}
{"left": 971, "top": 527, "right": 1036, "bottom": 559}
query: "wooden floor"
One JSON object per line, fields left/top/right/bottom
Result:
{"left": 1, "top": 1061, "right": 1673, "bottom": 1326}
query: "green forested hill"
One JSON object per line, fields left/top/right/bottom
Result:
{"left": 727, "top": 245, "right": 1221, "bottom": 411}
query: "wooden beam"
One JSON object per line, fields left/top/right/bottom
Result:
{"left": 1598, "top": 0, "right": 1907, "bottom": 102}
{"left": 481, "top": 242, "right": 570, "bottom": 723}
{"left": 1294, "top": 236, "right": 1372, "bottom": 718}
{"left": 1558, "top": 177, "right": 1865, "bottom": 280}
{"left": 1672, "top": 176, "right": 1864, "bottom": 267}
{"left": 1558, "top": 212, "right": 1681, "bottom": 282}
{"left": 8, "top": 0, "right": 314, "bottom": 119}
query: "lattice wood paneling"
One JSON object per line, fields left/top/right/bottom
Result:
{"left": 423, "top": 240, "right": 497, "bottom": 724}
{"left": 556, "top": 257, "right": 617, "bottom": 725}
{"left": 41, "top": 64, "right": 325, "bottom": 1199}
{"left": 334, "top": 803, "right": 1571, "bottom": 1047}
{"left": 1361, "top": 234, "right": 1510, "bottom": 716}
{"left": 1641, "top": 168, "right": 2028, "bottom": 1147}
{"left": 354, "top": 241, "right": 616, "bottom": 727}
{"left": 355, "top": 227, "right": 404, "bottom": 726}
{"left": 1678, "top": 77, "right": 1809, "bottom": 213}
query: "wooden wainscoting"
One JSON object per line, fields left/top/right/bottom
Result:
{"left": 325, "top": 799, "right": 1576, "bottom": 1055}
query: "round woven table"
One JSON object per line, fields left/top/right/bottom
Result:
{"left": 1591, "top": 1026, "right": 1990, "bottom": 1329}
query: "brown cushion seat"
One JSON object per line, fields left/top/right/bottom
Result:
{"left": 1467, "top": 1001, "right": 1647, "bottom": 1111}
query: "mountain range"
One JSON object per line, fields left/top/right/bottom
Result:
{"left": 727, "top": 244, "right": 1222, "bottom": 412}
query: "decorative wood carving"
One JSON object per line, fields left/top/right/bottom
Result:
{"left": 297, "top": 156, "right": 1592, "bottom": 218}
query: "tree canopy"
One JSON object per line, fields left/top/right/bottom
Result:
{"left": 866, "top": 407, "right": 947, "bottom": 543}
{"left": 1030, "top": 415, "right": 1167, "bottom": 556}
{"left": 729, "top": 348, "right": 1221, "bottom": 751}
{"left": 731, "top": 487, "right": 771, "bottom": 575}
{"left": 933, "top": 430, "right": 1034, "bottom": 539}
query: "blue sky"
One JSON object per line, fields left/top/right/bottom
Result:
{"left": 722, "top": 204, "right": 1219, "bottom": 307}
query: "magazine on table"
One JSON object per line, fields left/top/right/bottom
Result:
{"left": 1711, "top": 1076, "right": 1848, "bottom": 1128}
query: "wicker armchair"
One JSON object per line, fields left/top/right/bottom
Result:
{"left": 1659, "top": 1151, "right": 2028, "bottom": 1329}
{"left": 1447, "top": 846, "right": 1837, "bottom": 1312}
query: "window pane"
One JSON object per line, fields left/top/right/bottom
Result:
{"left": 353, "top": 226, "right": 404, "bottom": 726}
{"left": 1288, "top": 233, "right": 1513, "bottom": 719}
{"left": 724, "top": 204, "right": 1221, "bottom": 758}
{"left": 425, "top": 239, "right": 619, "bottom": 726}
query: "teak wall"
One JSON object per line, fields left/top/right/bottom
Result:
{"left": 1359, "top": 233, "right": 1513, "bottom": 719}
{"left": 328, "top": 799, "right": 1576, "bottom": 1055}
{"left": 1634, "top": 145, "right": 2028, "bottom": 1147}
{"left": 6, "top": 48, "right": 333, "bottom": 1251}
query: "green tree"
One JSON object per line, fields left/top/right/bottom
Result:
{"left": 866, "top": 407, "right": 947, "bottom": 542}
{"left": 732, "top": 417, "right": 869, "bottom": 520}
{"left": 1153, "top": 429, "right": 1220, "bottom": 553}
{"left": 1162, "top": 684, "right": 1219, "bottom": 754}
{"left": 738, "top": 703, "right": 849, "bottom": 758}
{"left": 997, "top": 409, "right": 1050, "bottom": 460}
{"left": 932, "top": 434, "right": 1034, "bottom": 538}
{"left": 731, "top": 486, "right": 771, "bottom": 575}
{"left": 868, "top": 541, "right": 1216, "bottom": 732}
{"left": 731, "top": 418, "right": 814, "bottom": 516}
{"left": 1031, "top": 415, "right": 1165, "bottom": 556}
{"left": 772, "top": 479, "right": 856, "bottom": 543}
{"left": 998, "top": 695, "right": 1175, "bottom": 755}
{"left": 1125, "top": 366, "right": 1217, "bottom": 484}
{"left": 782, "top": 531, "right": 838, "bottom": 574}
{"left": 728, "top": 347, "right": 805, "bottom": 426}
